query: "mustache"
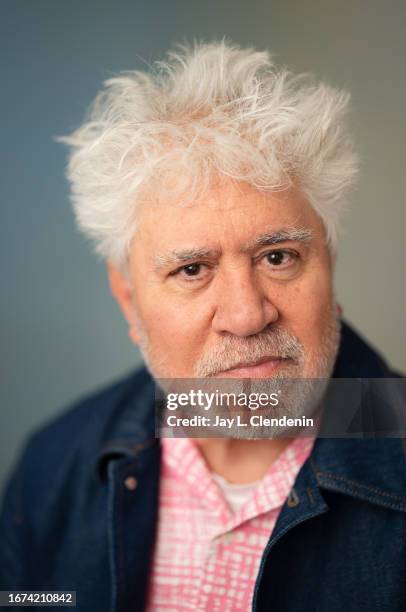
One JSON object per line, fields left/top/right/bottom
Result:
{"left": 194, "top": 326, "right": 305, "bottom": 377}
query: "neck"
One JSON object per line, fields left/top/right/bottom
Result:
{"left": 193, "top": 437, "right": 292, "bottom": 484}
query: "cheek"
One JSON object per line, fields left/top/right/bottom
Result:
{"left": 285, "top": 273, "right": 335, "bottom": 344}
{"left": 139, "top": 297, "right": 205, "bottom": 354}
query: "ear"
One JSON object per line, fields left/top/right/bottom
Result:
{"left": 106, "top": 261, "right": 141, "bottom": 345}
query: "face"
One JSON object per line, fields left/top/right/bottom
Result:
{"left": 109, "top": 179, "right": 340, "bottom": 387}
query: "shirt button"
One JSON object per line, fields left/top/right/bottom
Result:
{"left": 124, "top": 476, "right": 138, "bottom": 490}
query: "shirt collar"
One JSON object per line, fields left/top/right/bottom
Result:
{"left": 161, "top": 436, "right": 316, "bottom": 531}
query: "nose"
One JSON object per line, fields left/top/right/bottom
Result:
{"left": 211, "top": 266, "right": 279, "bottom": 337}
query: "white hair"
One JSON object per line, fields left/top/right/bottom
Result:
{"left": 59, "top": 40, "right": 358, "bottom": 267}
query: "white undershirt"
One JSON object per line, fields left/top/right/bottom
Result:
{"left": 211, "top": 472, "right": 262, "bottom": 512}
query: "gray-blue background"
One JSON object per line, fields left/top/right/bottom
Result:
{"left": 1, "top": 0, "right": 405, "bottom": 489}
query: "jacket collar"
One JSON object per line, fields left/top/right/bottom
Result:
{"left": 332, "top": 319, "right": 394, "bottom": 378}
{"left": 310, "top": 437, "right": 406, "bottom": 512}
{"left": 313, "top": 319, "right": 406, "bottom": 512}
{"left": 96, "top": 369, "right": 157, "bottom": 481}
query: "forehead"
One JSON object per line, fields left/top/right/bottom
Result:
{"left": 135, "top": 179, "right": 326, "bottom": 251}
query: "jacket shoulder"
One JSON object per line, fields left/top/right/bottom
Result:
{"left": 26, "top": 367, "right": 151, "bottom": 453}
{"left": 336, "top": 320, "right": 401, "bottom": 377}
{"left": 0, "top": 367, "right": 153, "bottom": 589}
{"left": 1, "top": 367, "right": 153, "bottom": 522}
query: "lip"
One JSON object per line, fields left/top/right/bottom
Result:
{"left": 215, "top": 357, "right": 292, "bottom": 378}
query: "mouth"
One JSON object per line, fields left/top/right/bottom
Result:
{"left": 215, "top": 356, "right": 293, "bottom": 378}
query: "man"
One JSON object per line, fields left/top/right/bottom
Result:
{"left": 1, "top": 41, "right": 405, "bottom": 611}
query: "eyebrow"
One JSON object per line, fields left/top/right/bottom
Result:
{"left": 153, "top": 227, "right": 313, "bottom": 270}
{"left": 244, "top": 227, "right": 314, "bottom": 250}
{"left": 153, "top": 248, "right": 221, "bottom": 270}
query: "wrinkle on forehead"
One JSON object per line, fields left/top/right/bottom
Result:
{"left": 131, "top": 179, "right": 328, "bottom": 268}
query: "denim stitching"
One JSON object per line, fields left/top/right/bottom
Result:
{"left": 316, "top": 470, "right": 406, "bottom": 508}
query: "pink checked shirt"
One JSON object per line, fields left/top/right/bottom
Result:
{"left": 146, "top": 436, "right": 314, "bottom": 611}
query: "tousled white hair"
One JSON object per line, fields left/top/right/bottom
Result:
{"left": 60, "top": 40, "right": 358, "bottom": 267}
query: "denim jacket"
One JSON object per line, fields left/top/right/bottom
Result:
{"left": 1, "top": 320, "right": 406, "bottom": 611}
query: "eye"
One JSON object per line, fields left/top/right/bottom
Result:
{"left": 182, "top": 263, "right": 203, "bottom": 276}
{"left": 266, "top": 250, "right": 291, "bottom": 266}
{"left": 262, "top": 249, "right": 299, "bottom": 271}
{"left": 170, "top": 262, "right": 210, "bottom": 282}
